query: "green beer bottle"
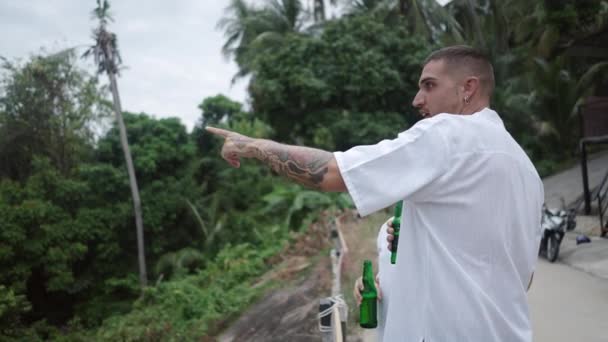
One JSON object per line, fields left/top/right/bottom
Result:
{"left": 390, "top": 201, "right": 403, "bottom": 264}
{"left": 359, "top": 260, "right": 378, "bottom": 329}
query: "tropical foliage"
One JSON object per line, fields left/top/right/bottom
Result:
{"left": 2, "top": 0, "right": 608, "bottom": 340}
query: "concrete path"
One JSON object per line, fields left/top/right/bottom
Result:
{"left": 528, "top": 259, "right": 608, "bottom": 342}
{"left": 543, "top": 151, "right": 608, "bottom": 209}
{"left": 512, "top": 152, "right": 608, "bottom": 341}
{"left": 560, "top": 233, "right": 608, "bottom": 280}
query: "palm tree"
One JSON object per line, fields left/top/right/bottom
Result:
{"left": 83, "top": 0, "right": 147, "bottom": 287}
{"left": 345, "top": 0, "right": 464, "bottom": 43}
{"left": 530, "top": 57, "right": 608, "bottom": 154}
{"left": 346, "top": 0, "right": 386, "bottom": 13}
{"left": 443, "top": 0, "right": 489, "bottom": 48}
{"left": 217, "top": 0, "right": 308, "bottom": 81}
{"left": 311, "top": 0, "right": 339, "bottom": 22}
{"left": 499, "top": 0, "right": 557, "bottom": 58}
{"left": 217, "top": 0, "right": 258, "bottom": 80}
{"left": 393, "top": 0, "right": 435, "bottom": 36}
{"left": 489, "top": 0, "right": 608, "bottom": 59}
{"left": 313, "top": 0, "right": 326, "bottom": 22}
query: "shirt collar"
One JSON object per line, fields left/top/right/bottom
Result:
{"left": 475, "top": 107, "right": 504, "bottom": 127}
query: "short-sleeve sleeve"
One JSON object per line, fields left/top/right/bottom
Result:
{"left": 333, "top": 118, "right": 449, "bottom": 216}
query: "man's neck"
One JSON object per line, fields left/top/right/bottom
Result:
{"left": 459, "top": 99, "right": 490, "bottom": 115}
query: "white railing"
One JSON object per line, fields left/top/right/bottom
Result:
{"left": 319, "top": 214, "right": 349, "bottom": 342}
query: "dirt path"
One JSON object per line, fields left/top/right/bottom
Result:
{"left": 216, "top": 214, "right": 334, "bottom": 341}
{"left": 217, "top": 259, "right": 332, "bottom": 341}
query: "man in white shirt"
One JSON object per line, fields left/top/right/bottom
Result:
{"left": 206, "top": 45, "right": 543, "bottom": 342}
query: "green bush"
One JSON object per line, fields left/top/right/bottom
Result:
{"left": 90, "top": 241, "right": 282, "bottom": 341}
{"left": 535, "top": 159, "right": 559, "bottom": 178}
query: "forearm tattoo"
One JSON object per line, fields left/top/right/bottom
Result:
{"left": 239, "top": 138, "right": 332, "bottom": 189}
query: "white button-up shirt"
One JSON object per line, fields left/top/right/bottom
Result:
{"left": 334, "top": 108, "right": 543, "bottom": 342}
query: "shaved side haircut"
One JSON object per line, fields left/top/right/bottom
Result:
{"left": 424, "top": 45, "right": 495, "bottom": 98}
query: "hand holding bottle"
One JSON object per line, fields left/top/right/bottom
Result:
{"left": 386, "top": 220, "right": 395, "bottom": 252}
{"left": 359, "top": 260, "right": 379, "bottom": 328}
{"left": 353, "top": 274, "right": 383, "bottom": 306}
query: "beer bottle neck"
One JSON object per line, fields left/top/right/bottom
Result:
{"left": 362, "top": 260, "right": 375, "bottom": 289}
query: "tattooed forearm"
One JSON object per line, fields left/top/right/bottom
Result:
{"left": 206, "top": 125, "right": 344, "bottom": 191}
{"left": 242, "top": 139, "right": 333, "bottom": 189}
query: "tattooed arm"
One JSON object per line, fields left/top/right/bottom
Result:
{"left": 205, "top": 126, "right": 346, "bottom": 192}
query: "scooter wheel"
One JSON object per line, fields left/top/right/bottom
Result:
{"left": 547, "top": 234, "right": 560, "bottom": 262}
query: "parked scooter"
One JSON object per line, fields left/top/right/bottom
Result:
{"left": 539, "top": 205, "right": 576, "bottom": 262}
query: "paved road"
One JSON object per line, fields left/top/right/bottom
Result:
{"left": 528, "top": 258, "right": 608, "bottom": 342}
{"left": 531, "top": 151, "right": 608, "bottom": 341}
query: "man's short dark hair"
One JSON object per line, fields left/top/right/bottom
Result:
{"left": 424, "top": 45, "right": 495, "bottom": 97}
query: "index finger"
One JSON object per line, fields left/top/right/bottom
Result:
{"left": 205, "top": 126, "right": 231, "bottom": 138}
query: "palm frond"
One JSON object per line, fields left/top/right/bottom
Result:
{"left": 576, "top": 61, "right": 608, "bottom": 93}
{"left": 186, "top": 199, "right": 208, "bottom": 237}
{"left": 347, "top": 0, "right": 385, "bottom": 13}
{"left": 92, "top": 0, "right": 113, "bottom": 24}
{"left": 217, "top": 0, "right": 307, "bottom": 79}
{"left": 536, "top": 25, "right": 560, "bottom": 58}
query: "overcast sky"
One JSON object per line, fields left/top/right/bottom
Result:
{"left": 1, "top": 0, "right": 451, "bottom": 131}
{"left": 0, "top": 0, "right": 252, "bottom": 131}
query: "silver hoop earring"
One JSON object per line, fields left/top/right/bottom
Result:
{"left": 464, "top": 96, "right": 470, "bottom": 104}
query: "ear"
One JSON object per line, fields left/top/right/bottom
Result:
{"left": 463, "top": 76, "right": 480, "bottom": 99}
